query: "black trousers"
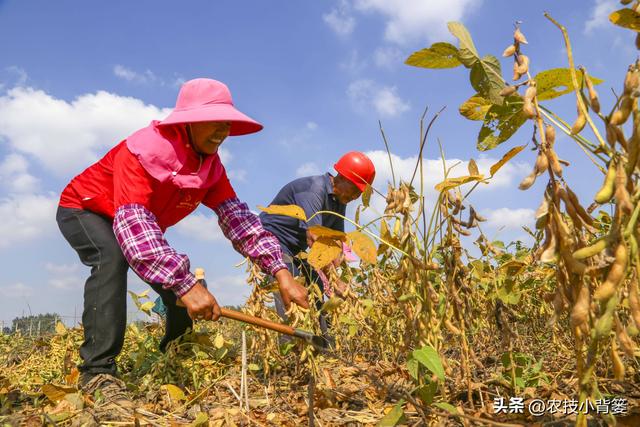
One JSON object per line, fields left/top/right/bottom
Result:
{"left": 56, "top": 207, "right": 192, "bottom": 375}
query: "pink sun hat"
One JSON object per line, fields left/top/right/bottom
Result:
{"left": 158, "top": 78, "right": 263, "bottom": 136}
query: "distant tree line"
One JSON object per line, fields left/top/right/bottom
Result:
{"left": 2, "top": 313, "right": 61, "bottom": 335}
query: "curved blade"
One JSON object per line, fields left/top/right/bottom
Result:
{"left": 293, "top": 328, "right": 330, "bottom": 351}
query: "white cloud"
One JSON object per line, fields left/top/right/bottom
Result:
{"left": 113, "top": 65, "right": 159, "bottom": 84}
{"left": 207, "top": 274, "right": 252, "bottom": 305}
{"left": 323, "top": 0, "right": 356, "bottom": 37}
{"left": 0, "top": 193, "right": 58, "bottom": 249}
{"left": 0, "top": 153, "right": 40, "bottom": 193}
{"left": 45, "top": 262, "right": 80, "bottom": 275}
{"left": 0, "top": 282, "right": 34, "bottom": 298}
{"left": 218, "top": 147, "right": 233, "bottom": 164}
{"left": 45, "top": 263, "right": 84, "bottom": 291}
{"left": 174, "top": 212, "right": 224, "bottom": 241}
{"left": 353, "top": 0, "right": 481, "bottom": 45}
{"left": 296, "top": 162, "right": 321, "bottom": 177}
{"left": 5, "top": 66, "right": 28, "bottom": 87}
{"left": 347, "top": 79, "right": 410, "bottom": 117}
{"left": 372, "top": 86, "right": 410, "bottom": 117}
{"left": 585, "top": 0, "right": 616, "bottom": 34}
{"left": 208, "top": 274, "right": 247, "bottom": 290}
{"left": 49, "top": 277, "right": 84, "bottom": 290}
{"left": 0, "top": 86, "right": 172, "bottom": 176}
{"left": 228, "top": 169, "right": 247, "bottom": 182}
{"left": 339, "top": 50, "right": 368, "bottom": 74}
{"left": 366, "top": 150, "right": 529, "bottom": 192}
{"left": 374, "top": 46, "right": 404, "bottom": 69}
{"left": 217, "top": 147, "right": 245, "bottom": 182}
{"left": 277, "top": 122, "right": 319, "bottom": 148}
{"left": 356, "top": 150, "right": 530, "bottom": 221}
{"left": 483, "top": 207, "right": 535, "bottom": 231}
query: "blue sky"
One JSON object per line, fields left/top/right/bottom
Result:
{"left": 0, "top": 0, "right": 632, "bottom": 326}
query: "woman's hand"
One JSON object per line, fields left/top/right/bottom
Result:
{"left": 275, "top": 269, "right": 309, "bottom": 309}
{"left": 179, "top": 280, "right": 222, "bottom": 321}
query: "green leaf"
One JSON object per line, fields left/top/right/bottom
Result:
{"left": 398, "top": 293, "right": 416, "bottom": 302}
{"left": 477, "top": 95, "right": 527, "bottom": 151}
{"left": 448, "top": 22, "right": 504, "bottom": 102}
{"left": 412, "top": 345, "right": 445, "bottom": 381}
{"left": 405, "top": 42, "right": 462, "bottom": 69}
{"left": 535, "top": 68, "right": 603, "bottom": 101}
{"left": 417, "top": 382, "right": 438, "bottom": 405}
{"left": 470, "top": 55, "right": 505, "bottom": 104}
{"left": 378, "top": 401, "right": 406, "bottom": 427}
{"left": 459, "top": 94, "right": 492, "bottom": 121}
{"left": 447, "top": 22, "right": 479, "bottom": 67}
{"left": 434, "top": 402, "right": 458, "bottom": 415}
{"left": 609, "top": 8, "right": 640, "bottom": 32}
{"left": 407, "top": 358, "right": 419, "bottom": 380}
{"left": 190, "top": 412, "right": 209, "bottom": 427}
{"left": 497, "top": 285, "right": 521, "bottom": 305}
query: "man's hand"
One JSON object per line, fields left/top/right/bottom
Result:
{"left": 179, "top": 280, "right": 222, "bottom": 321}
{"left": 333, "top": 279, "right": 349, "bottom": 298}
{"left": 275, "top": 269, "right": 309, "bottom": 309}
{"left": 306, "top": 229, "right": 318, "bottom": 249}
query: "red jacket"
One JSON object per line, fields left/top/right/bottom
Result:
{"left": 59, "top": 141, "right": 235, "bottom": 231}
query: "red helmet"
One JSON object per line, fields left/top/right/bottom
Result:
{"left": 334, "top": 151, "right": 376, "bottom": 192}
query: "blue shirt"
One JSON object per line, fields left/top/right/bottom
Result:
{"left": 260, "top": 173, "right": 346, "bottom": 255}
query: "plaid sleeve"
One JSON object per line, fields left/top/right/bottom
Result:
{"left": 113, "top": 203, "right": 197, "bottom": 297}
{"left": 214, "top": 197, "right": 287, "bottom": 276}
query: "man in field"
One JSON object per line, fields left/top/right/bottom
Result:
{"left": 259, "top": 152, "right": 375, "bottom": 336}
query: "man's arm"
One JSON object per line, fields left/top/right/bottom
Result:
{"left": 213, "top": 197, "right": 309, "bottom": 309}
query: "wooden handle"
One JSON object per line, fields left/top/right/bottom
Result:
{"left": 220, "top": 307, "right": 295, "bottom": 336}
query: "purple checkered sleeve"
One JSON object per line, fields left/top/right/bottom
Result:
{"left": 214, "top": 197, "right": 287, "bottom": 276}
{"left": 113, "top": 204, "right": 197, "bottom": 297}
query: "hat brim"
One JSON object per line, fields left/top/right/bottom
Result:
{"left": 333, "top": 164, "right": 369, "bottom": 192}
{"left": 158, "top": 103, "right": 263, "bottom": 136}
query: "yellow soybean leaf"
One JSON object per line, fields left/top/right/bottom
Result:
{"left": 214, "top": 334, "right": 225, "bottom": 349}
{"left": 362, "top": 184, "right": 373, "bottom": 207}
{"left": 190, "top": 412, "right": 209, "bottom": 427}
{"left": 468, "top": 159, "right": 480, "bottom": 175}
{"left": 459, "top": 95, "right": 492, "bottom": 121}
{"left": 490, "top": 145, "right": 526, "bottom": 177}
{"left": 258, "top": 204, "right": 307, "bottom": 221}
{"left": 140, "top": 301, "right": 155, "bottom": 315}
{"left": 55, "top": 321, "right": 66, "bottom": 335}
{"left": 308, "top": 237, "right": 342, "bottom": 269}
{"left": 610, "top": 8, "right": 640, "bottom": 32}
{"left": 308, "top": 225, "right": 347, "bottom": 240}
{"left": 434, "top": 175, "right": 484, "bottom": 192}
{"left": 322, "top": 297, "right": 344, "bottom": 313}
{"left": 41, "top": 384, "right": 77, "bottom": 403}
{"left": 162, "top": 384, "right": 186, "bottom": 402}
{"left": 347, "top": 231, "right": 378, "bottom": 264}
